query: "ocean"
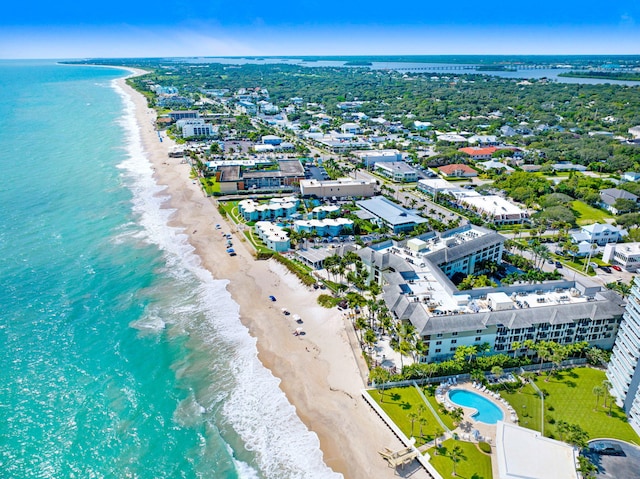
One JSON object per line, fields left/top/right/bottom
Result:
{"left": 0, "top": 60, "right": 339, "bottom": 479}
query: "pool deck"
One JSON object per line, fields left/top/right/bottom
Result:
{"left": 435, "top": 381, "right": 519, "bottom": 479}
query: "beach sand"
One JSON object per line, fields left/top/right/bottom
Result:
{"left": 117, "top": 71, "right": 427, "bottom": 479}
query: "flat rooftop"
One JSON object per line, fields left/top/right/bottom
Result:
{"left": 459, "top": 195, "right": 526, "bottom": 216}
{"left": 356, "top": 196, "right": 428, "bottom": 227}
{"left": 374, "top": 230, "right": 594, "bottom": 319}
{"left": 375, "top": 161, "right": 416, "bottom": 173}
{"left": 496, "top": 421, "right": 578, "bottom": 479}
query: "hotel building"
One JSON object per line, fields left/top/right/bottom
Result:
{"left": 358, "top": 225, "right": 625, "bottom": 362}
{"left": 607, "top": 277, "right": 640, "bottom": 435}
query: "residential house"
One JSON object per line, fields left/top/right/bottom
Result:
{"left": 477, "top": 159, "right": 515, "bottom": 173}
{"left": 438, "top": 164, "right": 478, "bottom": 178}
{"left": 622, "top": 172, "right": 640, "bottom": 183}
{"left": 600, "top": 188, "right": 640, "bottom": 215}
{"left": 458, "top": 146, "right": 499, "bottom": 160}
{"left": 374, "top": 162, "right": 418, "bottom": 183}
{"left": 340, "top": 123, "right": 362, "bottom": 134}
{"left": 468, "top": 135, "right": 499, "bottom": 146}
{"left": 571, "top": 223, "right": 627, "bottom": 246}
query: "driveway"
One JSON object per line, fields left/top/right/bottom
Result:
{"left": 585, "top": 439, "right": 640, "bottom": 479}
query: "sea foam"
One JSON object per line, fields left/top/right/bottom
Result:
{"left": 111, "top": 79, "right": 341, "bottom": 479}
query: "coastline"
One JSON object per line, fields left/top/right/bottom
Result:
{"left": 115, "top": 73, "right": 417, "bottom": 478}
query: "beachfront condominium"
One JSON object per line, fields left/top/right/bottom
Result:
{"left": 607, "top": 276, "right": 640, "bottom": 435}
{"left": 358, "top": 225, "right": 626, "bottom": 363}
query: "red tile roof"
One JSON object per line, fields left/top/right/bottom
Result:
{"left": 438, "top": 164, "right": 478, "bottom": 176}
{"left": 458, "top": 146, "right": 499, "bottom": 157}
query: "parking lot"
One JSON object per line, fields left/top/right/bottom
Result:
{"left": 585, "top": 439, "right": 640, "bottom": 479}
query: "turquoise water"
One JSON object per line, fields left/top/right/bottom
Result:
{"left": 0, "top": 61, "right": 339, "bottom": 479}
{"left": 448, "top": 389, "right": 504, "bottom": 424}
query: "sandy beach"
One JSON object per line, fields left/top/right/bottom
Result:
{"left": 116, "top": 72, "right": 426, "bottom": 479}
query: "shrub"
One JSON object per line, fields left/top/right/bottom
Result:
{"left": 317, "top": 294, "right": 340, "bottom": 308}
{"left": 478, "top": 441, "right": 492, "bottom": 454}
{"left": 272, "top": 254, "right": 315, "bottom": 286}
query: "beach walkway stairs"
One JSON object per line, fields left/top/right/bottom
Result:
{"left": 378, "top": 446, "right": 419, "bottom": 469}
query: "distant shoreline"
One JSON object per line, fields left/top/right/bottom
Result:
{"left": 558, "top": 70, "right": 640, "bottom": 82}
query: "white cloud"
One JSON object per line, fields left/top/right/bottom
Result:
{"left": 620, "top": 13, "right": 635, "bottom": 27}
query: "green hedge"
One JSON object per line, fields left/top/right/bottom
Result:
{"left": 478, "top": 441, "right": 492, "bottom": 454}
{"left": 272, "top": 254, "right": 316, "bottom": 286}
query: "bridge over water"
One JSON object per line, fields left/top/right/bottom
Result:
{"left": 392, "top": 65, "right": 559, "bottom": 72}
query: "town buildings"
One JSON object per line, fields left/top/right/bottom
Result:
{"left": 299, "top": 178, "right": 376, "bottom": 198}
{"left": 238, "top": 197, "right": 299, "bottom": 222}
{"left": 457, "top": 194, "right": 530, "bottom": 225}
{"left": 438, "top": 164, "right": 478, "bottom": 178}
{"left": 178, "top": 118, "right": 217, "bottom": 138}
{"left": 603, "top": 242, "right": 640, "bottom": 272}
{"left": 571, "top": 223, "right": 627, "bottom": 246}
{"left": 600, "top": 188, "right": 640, "bottom": 215}
{"left": 355, "top": 196, "right": 428, "bottom": 234}
{"left": 212, "top": 159, "right": 305, "bottom": 193}
{"left": 254, "top": 222, "right": 290, "bottom": 252}
{"left": 374, "top": 162, "right": 419, "bottom": 183}
{"left": 352, "top": 149, "right": 403, "bottom": 169}
{"left": 416, "top": 179, "right": 529, "bottom": 225}
{"left": 358, "top": 225, "right": 625, "bottom": 363}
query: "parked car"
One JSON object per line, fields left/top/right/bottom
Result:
{"left": 601, "top": 266, "right": 612, "bottom": 273}
{"left": 269, "top": 295, "right": 277, "bottom": 302}
{"left": 612, "top": 265, "right": 622, "bottom": 271}
{"left": 589, "top": 442, "right": 624, "bottom": 456}
{"left": 555, "top": 261, "right": 563, "bottom": 268}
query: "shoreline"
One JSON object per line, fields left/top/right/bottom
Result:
{"left": 115, "top": 73, "right": 417, "bottom": 478}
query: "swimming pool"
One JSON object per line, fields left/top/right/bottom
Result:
{"left": 448, "top": 389, "right": 504, "bottom": 425}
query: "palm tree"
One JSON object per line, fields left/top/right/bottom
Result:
{"left": 434, "top": 427, "right": 444, "bottom": 449}
{"left": 477, "top": 342, "right": 491, "bottom": 357}
{"left": 366, "top": 298, "right": 379, "bottom": 329}
{"left": 592, "top": 385, "right": 604, "bottom": 410}
{"left": 511, "top": 341, "right": 522, "bottom": 357}
{"left": 556, "top": 420, "right": 570, "bottom": 442}
{"left": 415, "top": 405, "right": 428, "bottom": 437}
{"left": 418, "top": 416, "right": 428, "bottom": 438}
{"left": 605, "top": 392, "right": 616, "bottom": 416}
{"left": 363, "top": 329, "right": 377, "bottom": 353}
{"left": 449, "top": 445, "right": 464, "bottom": 476}
{"left": 408, "top": 411, "right": 419, "bottom": 437}
{"left": 450, "top": 407, "right": 464, "bottom": 426}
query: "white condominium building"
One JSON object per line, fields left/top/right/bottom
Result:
{"left": 607, "top": 276, "right": 640, "bottom": 435}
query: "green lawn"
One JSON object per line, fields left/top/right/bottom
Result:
{"left": 571, "top": 200, "right": 613, "bottom": 226}
{"left": 200, "top": 177, "right": 221, "bottom": 195}
{"left": 243, "top": 229, "right": 273, "bottom": 255}
{"left": 368, "top": 387, "right": 446, "bottom": 446}
{"left": 219, "top": 200, "right": 239, "bottom": 220}
{"left": 429, "top": 439, "right": 493, "bottom": 479}
{"left": 500, "top": 368, "right": 639, "bottom": 444}
{"left": 423, "top": 386, "right": 457, "bottom": 430}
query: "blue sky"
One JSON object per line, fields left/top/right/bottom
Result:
{"left": 1, "top": 0, "right": 639, "bottom": 58}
